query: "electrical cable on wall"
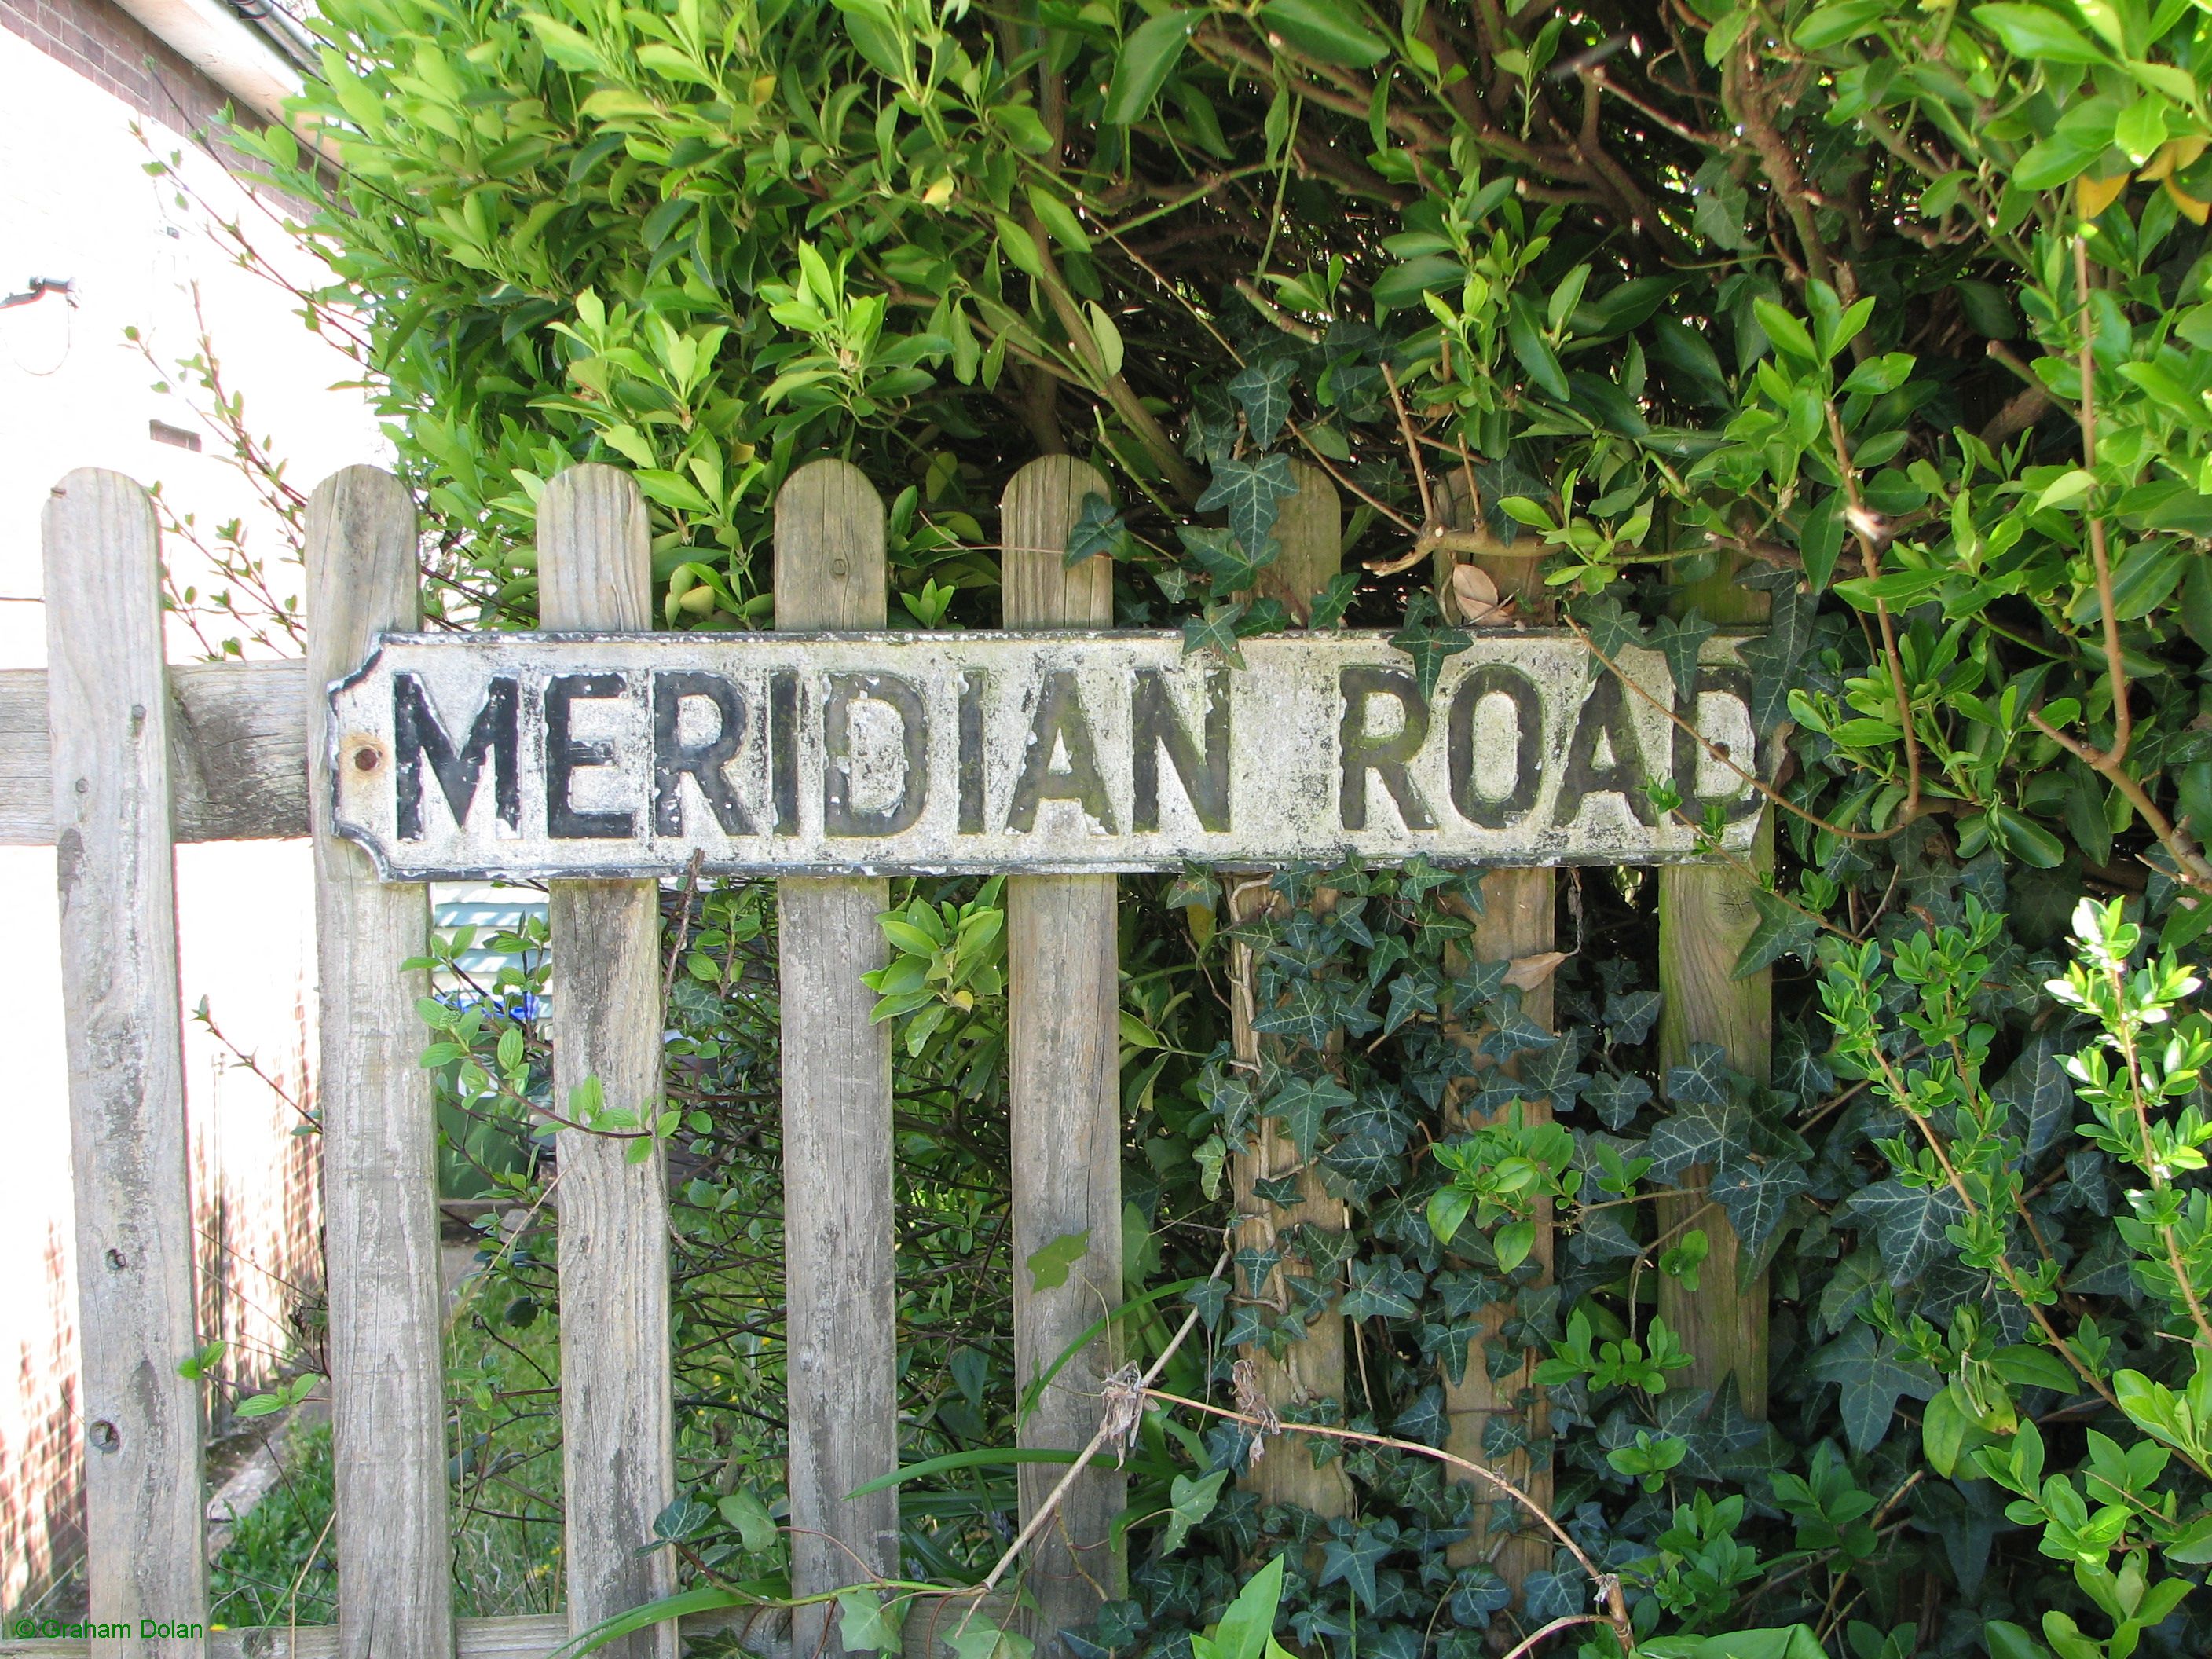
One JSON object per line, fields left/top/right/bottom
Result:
{"left": 1, "top": 276, "right": 76, "bottom": 376}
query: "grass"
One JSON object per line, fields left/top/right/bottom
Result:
{"left": 207, "top": 1304, "right": 569, "bottom": 1627}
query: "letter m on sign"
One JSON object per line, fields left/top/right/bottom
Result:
{"left": 394, "top": 673, "right": 520, "bottom": 839}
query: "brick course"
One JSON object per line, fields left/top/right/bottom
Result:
{"left": 2, "top": 0, "right": 233, "bottom": 137}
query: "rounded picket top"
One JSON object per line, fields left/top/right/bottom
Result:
{"left": 540, "top": 463, "right": 652, "bottom": 629}
{"left": 1002, "top": 453, "right": 1112, "bottom": 629}
{"left": 776, "top": 456, "right": 886, "bottom": 630}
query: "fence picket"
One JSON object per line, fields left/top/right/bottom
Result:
{"left": 42, "top": 469, "right": 207, "bottom": 1659}
{"left": 1437, "top": 523, "right": 1556, "bottom": 1594}
{"left": 1002, "top": 456, "right": 1124, "bottom": 1649}
{"left": 1230, "top": 462, "right": 1353, "bottom": 1522}
{"left": 305, "top": 467, "right": 453, "bottom": 1659}
{"left": 538, "top": 466, "right": 677, "bottom": 1659}
{"left": 1656, "top": 566, "right": 1774, "bottom": 1417}
{"left": 773, "top": 459, "right": 900, "bottom": 1658}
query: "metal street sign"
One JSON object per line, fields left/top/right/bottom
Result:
{"left": 327, "top": 629, "right": 1772, "bottom": 880}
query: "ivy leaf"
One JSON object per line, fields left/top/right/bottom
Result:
{"left": 837, "top": 1589, "right": 903, "bottom": 1657}
{"left": 1309, "top": 569, "right": 1361, "bottom": 629}
{"left": 1523, "top": 1563, "right": 1584, "bottom": 1623}
{"left": 1733, "top": 889, "right": 1822, "bottom": 979}
{"left": 1709, "top": 1158, "right": 1810, "bottom": 1264}
{"left": 1453, "top": 958, "right": 1510, "bottom": 1013}
{"left": 1156, "top": 1470, "right": 1226, "bottom": 1555}
{"left": 1645, "top": 610, "right": 1715, "bottom": 703}
{"left": 1184, "top": 1276, "right": 1229, "bottom": 1331}
{"left": 1066, "top": 493, "right": 1128, "bottom": 568}
{"left": 1318, "top": 1525, "right": 1395, "bottom": 1610}
{"left": 1514, "top": 1038, "right": 1588, "bottom": 1110}
{"left": 1816, "top": 1247, "right": 1887, "bottom": 1338}
{"left": 1382, "top": 971, "right": 1441, "bottom": 1035}
{"left": 1605, "top": 990, "right": 1661, "bottom": 1046}
{"left": 1448, "top": 1566, "right": 1511, "bottom": 1626}
{"left": 1090, "top": 1602, "right": 1149, "bottom": 1654}
{"left": 1266, "top": 1073, "right": 1353, "bottom": 1161}
{"left": 1834, "top": 1178, "right": 1970, "bottom": 1284}
{"left": 1235, "top": 1243, "right": 1284, "bottom": 1291}
{"left": 1394, "top": 1383, "right": 1448, "bottom": 1447}
{"left": 1808, "top": 1322, "right": 1942, "bottom": 1453}
{"left": 1027, "top": 1229, "right": 1093, "bottom": 1292}
{"left": 1196, "top": 452, "right": 1299, "bottom": 553}
{"left": 1773, "top": 1022, "right": 1837, "bottom": 1101}
{"left": 949, "top": 1628, "right": 1032, "bottom": 1659}
{"left": 1185, "top": 379, "right": 1240, "bottom": 466}
{"left": 1183, "top": 602, "right": 1249, "bottom": 668}
{"left": 1321, "top": 1133, "right": 1407, "bottom": 1201}
{"left": 1397, "top": 854, "right": 1457, "bottom": 903}
{"left": 1205, "top": 1071, "right": 1256, "bottom": 1141}
{"left": 1228, "top": 356, "right": 1298, "bottom": 447}
{"left": 720, "top": 1488, "right": 778, "bottom": 1553}
{"left": 1179, "top": 524, "right": 1275, "bottom": 591}
{"left": 1430, "top": 1269, "right": 1507, "bottom": 1320}
{"left": 1253, "top": 979, "right": 1338, "bottom": 1049}
{"left": 1481, "top": 1005, "right": 1558, "bottom": 1064}
{"left": 1569, "top": 593, "right": 1647, "bottom": 660}
{"left": 1340, "top": 1254, "right": 1423, "bottom": 1320}
{"left": 1164, "top": 864, "right": 1220, "bottom": 910}
{"left": 1665, "top": 1042, "right": 1734, "bottom": 1105}
{"left": 1584, "top": 1071, "right": 1654, "bottom": 1130}
{"left": 1658, "top": 1373, "right": 1778, "bottom": 1482}
{"left": 1736, "top": 578, "right": 1815, "bottom": 733}
{"left": 1388, "top": 595, "right": 1474, "bottom": 698}
{"left": 1646, "top": 1097, "right": 1753, "bottom": 1181}
{"left": 1570, "top": 1203, "right": 1645, "bottom": 1262}
{"left": 1993, "top": 1032, "right": 2072, "bottom": 1155}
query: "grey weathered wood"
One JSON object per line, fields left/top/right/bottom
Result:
{"left": 42, "top": 469, "right": 207, "bottom": 1659}
{"left": 773, "top": 459, "right": 899, "bottom": 1659}
{"left": 305, "top": 467, "right": 453, "bottom": 1659}
{"left": 1656, "top": 563, "right": 1774, "bottom": 1418}
{"left": 0, "top": 659, "right": 308, "bottom": 844}
{"left": 1229, "top": 463, "right": 1353, "bottom": 1522}
{"left": 538, "top": 466, "right": 676, "bottom": 1659}
{"left": 1002, "top": 456, "right": 1125, "bottom": 1650}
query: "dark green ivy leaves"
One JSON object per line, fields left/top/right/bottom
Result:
{"left": 1834, "top": 1178, "right": 1972, "bottom": 1285}
{"left": 1194, "top": 453, "right": 1299, "bottom": 555}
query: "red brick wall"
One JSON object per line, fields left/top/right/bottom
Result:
{"left": 1, "top": 0, "right": 233, "bottom": 136}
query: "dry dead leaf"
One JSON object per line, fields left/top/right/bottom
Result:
{"left": 1450, "top": 560, "right": 1511, "bottom": 624}
{"left": 1503, "top": 950, "right": 1570, "bottom": 992}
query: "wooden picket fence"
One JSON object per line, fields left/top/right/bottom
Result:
{"left": 0, "top": 454, "right": 1774, "bottom": 1659}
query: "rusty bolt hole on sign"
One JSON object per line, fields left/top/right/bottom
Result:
{"left": 328, "top": 628, "right": 1774, "bottom": 881}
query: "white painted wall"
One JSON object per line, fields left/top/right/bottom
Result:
{"left": 0, "top": 25, "right": 383, "bottom": 1606}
